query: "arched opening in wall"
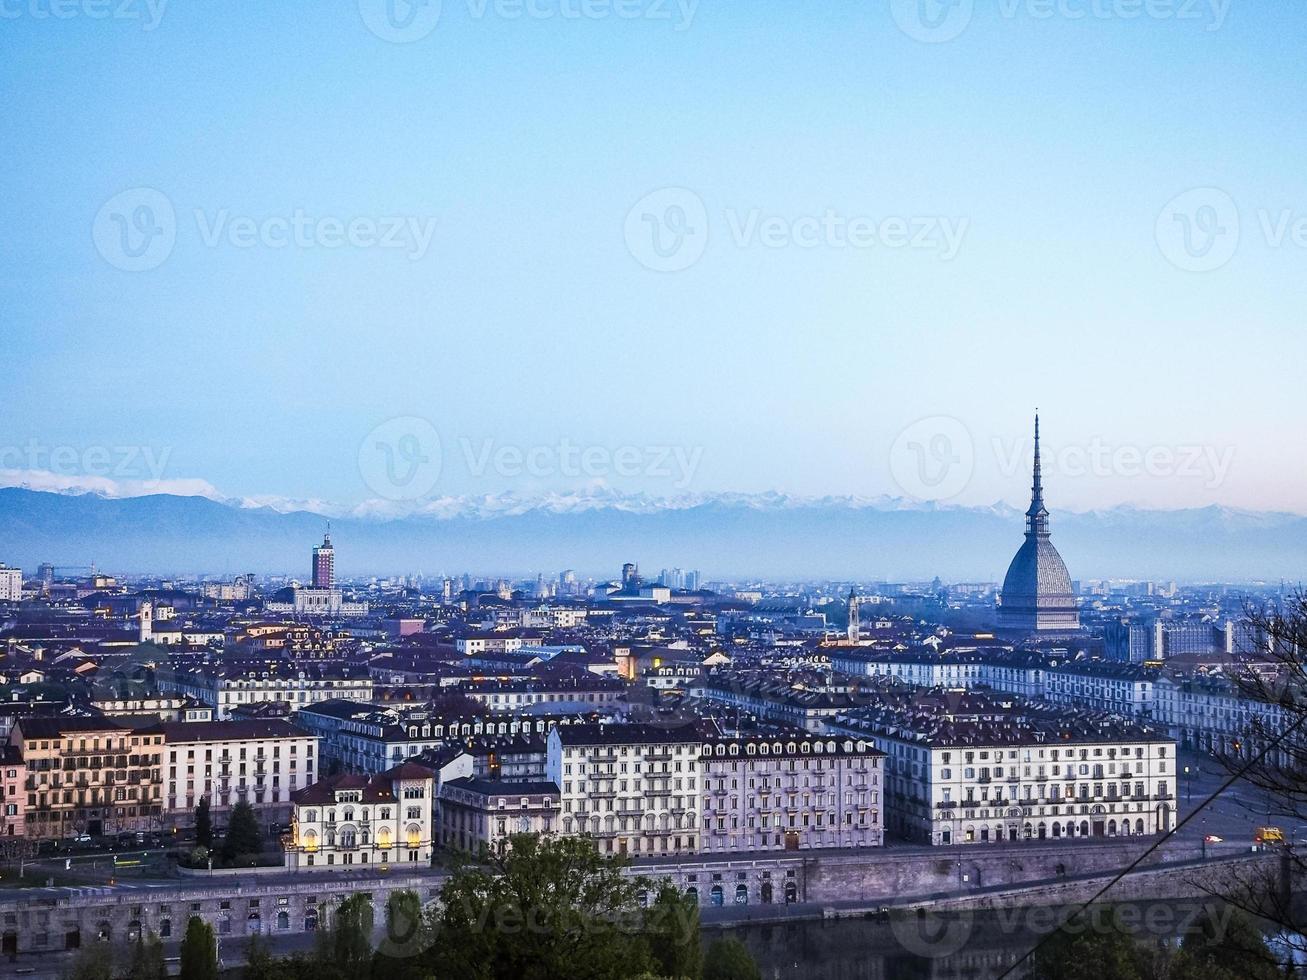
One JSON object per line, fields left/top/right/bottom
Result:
{"left": 1051, "top": 823, "right": 1061, "bottom": 838}
{"left": 277, "top": 911, "right": 289, "bottom": 931}
{"left": 685, "top": 887, "right": 698, "bottom": 905}
{"left": 735, "top": 884, "right": 748, "bottom": 905}
{"left": 1136, "top": 818, "right": 1145, "bottom": 835}
{"left": 1108, "top": 820, "right": 1118, "bottom": 836}
{"left": 761, "top": 881, "right": 773, "bottom": 904}
{"left": 1037, "top": 823, "right": 1047, "bottom": 840}
{"left": 785, "top": 881, "right": 798, "bottom": 904}
{"left": 96, "top": 922, "right": 112, "bottom": 943}
{"left": 1079, "top": 821, "right": 1090, "bottom": 838}
{"left": 248, "top": 912, "right": 262, "bottom": 934}
{"left": 710, "top": 885, "right": 724, "bottom": 906}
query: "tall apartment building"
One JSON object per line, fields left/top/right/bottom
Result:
{"left": 698, "top": 733, "right": 884, "bottom": 853}
{"left": 439, "top": 777, "right": 560, "bottom": 853}
{"left": 832, "top": 691, "right": 1176, "bottom": 846}
{"left": 0, "top": 746, "right": 25, "bottom": 837}
{"left": 547, "top": 724, "right": 702, "bottom": 857}
{"left": 311, "top": 532, "right": 334, "bottom": 589}
{"left": 160, "top": 720, "right": 317, "bottom": 828}
{"left": 0, "top": 565, "right": 23, "bottom": 601}
{"left": 9, "top": 717, "right": 164, "bottom": 839}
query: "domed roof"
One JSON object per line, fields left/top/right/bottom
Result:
{"left": 997, "top": 414, "right": 1080, "bottom": 633}
{"left": 1001, "top": 535, "right": 1074, "bottom": 608}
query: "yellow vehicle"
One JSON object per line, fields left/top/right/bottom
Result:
{"left": 1254, "top": 826, "right": 1284, "bottom": 845}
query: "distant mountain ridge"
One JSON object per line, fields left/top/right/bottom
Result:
{"left": 0, "top": 487, "right": 1302, "bottom": 582}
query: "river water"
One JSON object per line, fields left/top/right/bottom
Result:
{"left": 719, "top": 899, "right": 1261, "bottom": 980}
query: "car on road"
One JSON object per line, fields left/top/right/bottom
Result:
{"left": 1204, "top": 835, "right": 1223, "bottom": 844}
{"left": 73, "top": 833, "right": 92, "bottom": 844}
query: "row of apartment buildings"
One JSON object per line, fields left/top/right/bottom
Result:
{"left": 0, "top": 716, "right": 316, "bottom": 839}
{"left": 282, "top": 722, "right": 886, "bottom": 868}
{"left": 831, "top": 648, "right": 1292, "bottom": 766}
{"left": 828, "top": 690, "right": 1177, "bottom": 846}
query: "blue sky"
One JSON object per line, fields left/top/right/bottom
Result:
{"left": 3, "top": 0, "right": 1305, "bottom": 514}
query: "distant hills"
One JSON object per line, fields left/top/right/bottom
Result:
{"left": 0, "top": 486, "right": 1303, "bottom": 582}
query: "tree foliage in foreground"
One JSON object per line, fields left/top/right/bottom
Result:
{"left": 1027, "top": 904, "right": 1287, "bottom": 980}
{"left": 428, "top": 833, "right": 722, "bottom": 980}
{"left": 179, "top": 916, "right": 218, "bottom": 980}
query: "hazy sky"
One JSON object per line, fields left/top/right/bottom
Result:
{"left": 4, "top": 0, "right": 1305, "bottom": 515}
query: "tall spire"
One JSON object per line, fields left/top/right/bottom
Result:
{"left": 1026, "top": 412, "right": 1049, "bottom": 536}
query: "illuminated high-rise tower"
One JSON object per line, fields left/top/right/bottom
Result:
{"left": 312, "top": 529, "right": 335, "bottom": 589}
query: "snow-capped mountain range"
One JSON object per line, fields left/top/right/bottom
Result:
{"left": 0, "top": 485, "right": 1302, "bottom": 582}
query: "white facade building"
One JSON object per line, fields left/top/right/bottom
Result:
{"left": 548, "top": 723, "right": 701, "bottom": 857}
{"left": 162, "top": 720, "right": 317, "bottom": 826}
{"left": 699, "top": 734, "right": 884, "bottom": 852}
{"left": 832, "top": 692, "right": 1177, "bottom": 846}
{"left": 160, "top": 666, "right": 373, "bottom": 720}
{"left": 284, "top": 762, "right": 434, "bottom": 871}
{"left": 0, "top": 566, "right": 23, "bottom": 602}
